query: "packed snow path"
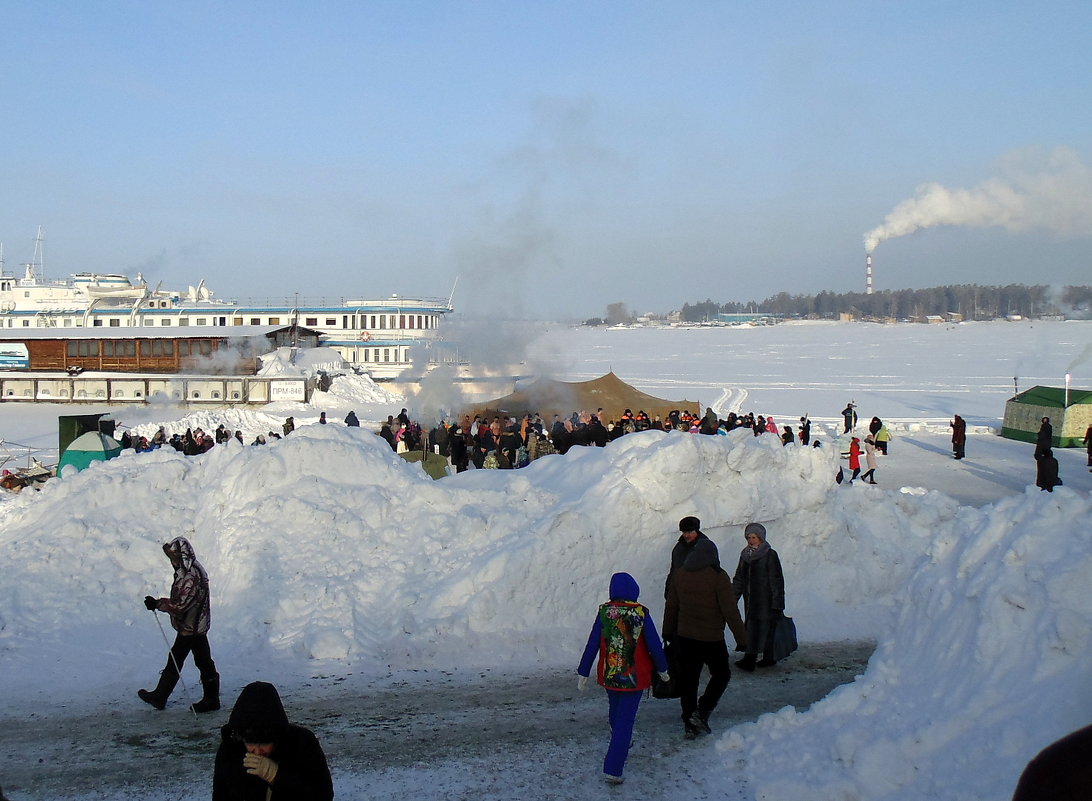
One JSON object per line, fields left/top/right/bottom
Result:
{"left": 1, "top": 643, "right": 872, "bottom": 800}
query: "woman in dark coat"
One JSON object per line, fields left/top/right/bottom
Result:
{"left": 950, "top": 415, "right": 966, "bottom": 460}
{"left": 213, "top": 681, "right": 332, "bottom": 801}
{"left": 732, "top": 523, "right": 785, "bottom": 671}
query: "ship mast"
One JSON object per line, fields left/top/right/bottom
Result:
{"left": 32, "top": 225, "right": 45, "bottom": 282}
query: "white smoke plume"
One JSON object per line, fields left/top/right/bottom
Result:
{"left": 863, "top": 146, "right": 1092, "bottom": 253}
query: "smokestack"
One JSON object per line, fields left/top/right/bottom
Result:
{"left": 866, "top": 253, "right": 873, "bottom": 295}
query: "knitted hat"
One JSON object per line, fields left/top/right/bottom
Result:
{"left": 679, "top": 516, "right": 701, "bottom": 532}
{"left": 744, "top": 522, "right": 767, "bottom": 540}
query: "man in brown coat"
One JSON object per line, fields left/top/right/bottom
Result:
{"left": 662, "top": 538, "right": 747, "bottom": 738}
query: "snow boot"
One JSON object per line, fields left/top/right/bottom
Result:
{"left": 735, "top": 654, "right": 756, "bottom": 672}
{"left": 138, "top": 669, "right": 179, "bottom": 710}
{"left": 689, "top": 708, "right": 712, "bottom": 735}
{"left": 190, "top": 673, "right": 221, "bottom": 713}
{"left": 682, "top": 713, "right": 700, "bottom": 740}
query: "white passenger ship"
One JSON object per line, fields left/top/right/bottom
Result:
{"left": 0, "top": 234, "right": 455, "bottom": 380}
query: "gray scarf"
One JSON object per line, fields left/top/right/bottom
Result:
{"left": 741, "top": 540, "right": 771, "bottom": 564}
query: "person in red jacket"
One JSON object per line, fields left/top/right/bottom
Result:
{"left": 848, "top": 436, "right": 862, "bottom": 482}
{"left": 578, "top": 572, "right": 669, "bottom": 785}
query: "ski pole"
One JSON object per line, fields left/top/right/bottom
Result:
{"left": 153, "top": 610, "right": 198, "bottom": 719}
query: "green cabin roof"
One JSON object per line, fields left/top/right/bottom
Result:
{"left": 1010, "top": 385, "right": 1092, "bottom": 407}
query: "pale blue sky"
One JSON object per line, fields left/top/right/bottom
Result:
{"left": 2, "top": 2, "right": 1090, "bottom": 317}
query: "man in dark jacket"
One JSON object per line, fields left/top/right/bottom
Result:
{"left": 665, "top": 516, "right": 718, "bottom": 599}
{"left": 841, "top": 403, "right": 857, "bottom": 433}
{"left": 214, "top": 681, "right": 333, "bottom": 801}
{"left": 662, "top": 538, "right": 747, "bottom": 738}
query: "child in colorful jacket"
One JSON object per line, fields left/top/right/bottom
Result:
{"left": 577, "top": 572, "right": 670, "bottom": 785}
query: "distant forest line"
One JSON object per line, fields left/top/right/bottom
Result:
{"left": 678, "top": 284, "right": 1092, "bottom": 322}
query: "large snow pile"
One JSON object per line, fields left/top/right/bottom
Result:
{"left": 1, "top": 425, "right": 1089, "bottom": 800}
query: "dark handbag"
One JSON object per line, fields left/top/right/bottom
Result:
{"left": 651, "top": 640, "right": 680, "bottom": 698}
{"left": 769, "top": 614, "right": 798, "bottom": 662}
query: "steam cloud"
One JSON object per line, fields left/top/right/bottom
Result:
{"left": 863, "top": 146, "right": 1092, "bottom": 253}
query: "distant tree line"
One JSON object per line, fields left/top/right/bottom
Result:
{"left": 680, "top": 284, "right": 1092, "bottom": 322}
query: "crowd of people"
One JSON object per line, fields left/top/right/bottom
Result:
{"left": 119, "top": 412, "right": 364, "bottom": 454}
{"left": 376, "top": 406, "right": 846, "bottom": 474}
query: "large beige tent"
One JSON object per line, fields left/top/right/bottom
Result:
{"left": 1000, "top": 385, "right": 1092, "bottom": 448}
{"left": 463, "top": 371, "right": 701, "bottom": 424}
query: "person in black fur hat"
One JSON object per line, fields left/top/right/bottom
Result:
{"left": 664, "top": 516, "right": 719, "bottom": 599}
{"left": 213, "top": 681, "right": 332, "bottom": 801}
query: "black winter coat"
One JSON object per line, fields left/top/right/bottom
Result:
{"left": 213, "top": 682, "right": 332, "bottom": 801}
{"left": 732, "top": 547, "right": 785, "bottom": 653}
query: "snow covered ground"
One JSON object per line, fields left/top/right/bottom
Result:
{"left": 0, "top": 320, "right": 1090, "bottom": 801}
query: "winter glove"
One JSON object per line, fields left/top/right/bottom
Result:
{"left": 657, "top": 671, "right": 670, "bottom": 683}
{"left": 243, "top": 753, "right": 279, "bottom": 784}
{"left": 144, "top": 596, "right": 158, "bottom": 611}
{"left": 577, "top": 675, "right": 590, "bottom": 692}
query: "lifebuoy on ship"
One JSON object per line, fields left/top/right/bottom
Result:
{"left": 359, "top": 331, "right": 371, "bottom": 341}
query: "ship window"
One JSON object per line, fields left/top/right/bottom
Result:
{"left": 109, "top": 319, "right": 121, "bottom": 327}
{"left": 103, "top": 341, "right": 114, "bottom": 356}
{"left": 68, "top": 342, "right": 78, "bottom": 357}
{"left": 143, "top": 340, "right": 174, "bottom": 356}
{"left": 195, "top": 318, "right": 207, "bottom": 326}
{"left": 200, "top": 340, "right": 213, "bottom": 355}
{"left": 305, "top": 318, "right": 318, "bottom": 326}
{"left": 77, "top": 341, "right": 100, "bottom": 357}
{"left": 24, "top": 291, "right": 30, "bottom": 297}
{"left": 22, "top": 319, "right": 29, "bottom": 327}
{"left": 370, "top": 315, "right": 376, "bottom": 328}
{"left": 177, "top": 341, "right": 189, "bottom": 356}
{"left": 408, "top": 316, "right": 415, "bottom": 329}
{"left": 93, "top": 319, "right": 103, "bottom": 327}
{"left": 378, "top": 316, "right": 386, "bottom": 329}
{"left": 269, "top": 317, "right": 280, "bottom": 325}
{"left": 234, "top": 317, "right": 244, "bottom": 325}
{"left": 121, "top": 341, "right": 136, "bottom": 356}
{"left": 160, "top": 319, "right": 171, "bottom": 325}
{"left": 327, "top": 318, "right": 337, "bottom": 326}
{"left": 399, "top": 314, "right": 405, "bottom": 328}
{"left": 178, "top": 319, "right": 189, "bottom": 326}
{"left": 383, "top": 348, "right": 390, "bottom": 362}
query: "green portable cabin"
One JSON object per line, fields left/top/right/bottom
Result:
{"left": 1000, "top": 385, "right": 1092, "bottom": 448}
{"left": 58, "top": 431, "right": 123, "bottom": 472}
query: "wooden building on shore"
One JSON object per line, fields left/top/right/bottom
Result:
{"left": 0, "top": 325, "right": 321, "bottom": 375}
